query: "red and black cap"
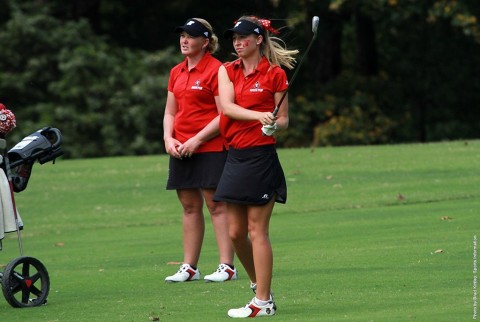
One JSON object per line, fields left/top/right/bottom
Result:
{"left": 175, "top": 19, "right": 211, "bottom": 38}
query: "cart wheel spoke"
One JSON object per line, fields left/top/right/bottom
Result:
{"left": 29, "top": 272, "right": 42, "bottom": 284}
{"left": 21, "top": 263, "right": 30, "bottom": 277}
{"left": 21, "top": 288, "right": 31, "bottom": 304}
{"left": 30, "top": 284, "right": 43, "bottom": 297}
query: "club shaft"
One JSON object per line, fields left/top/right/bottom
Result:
{"left": 273, "top": 20, "right": 319, "bottom": 117}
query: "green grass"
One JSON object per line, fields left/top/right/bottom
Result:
{"left": 0, "top": 140, "right": 478, "bottom": 321}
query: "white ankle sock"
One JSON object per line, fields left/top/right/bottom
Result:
{"left": 254, "top": 297, "right": 270, "bottom": 306}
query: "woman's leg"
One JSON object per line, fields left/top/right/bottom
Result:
{"left": 203, "top": 189, "right": 234, "bottom": 265}
{"left": 177, "top": 188, "right": 205, "bottom": 266}
{"left": 228, "top": 202, "right": 256, "bottom": 283}
{"left": 247, "top": 198, "right": 275, "bottom": 301}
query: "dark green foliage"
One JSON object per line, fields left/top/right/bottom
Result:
{"left": 295, "top": 0, "right": 480, "bottom": 145}
{"left": 0, "top": 3, "right": 179, "bottom": 157}
{"left": 0, "top": 0, "right": 479, "bottom": 157}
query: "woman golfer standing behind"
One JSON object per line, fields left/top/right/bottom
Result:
{"left": 163, "top": 18, "right": 236, "bottom": 283}
{"left": 214, "top": 16, "right": 298, "bottom": 317}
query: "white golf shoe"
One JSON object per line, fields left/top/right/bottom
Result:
{"left": 165, "top": 263, "right": 200, "bottom": 282}
{"left": 227, "top": 297, "right": 276, "bottom": 318}
{"left": 204, "top": 264, "right": 238, "bottom": 282}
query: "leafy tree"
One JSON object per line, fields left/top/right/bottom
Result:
{"left": 0, "top": 2, "right": 179, "bottom": 157}
{"left": 301, "top": 0, "right": 480, "bottom": 145}
{"left": 1, "top": 0, "right": 480, "bottom": 156}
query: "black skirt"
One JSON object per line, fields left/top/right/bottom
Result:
{"left": 166, "top": 151, "right": 227, "bottom": 190}
{"left": 213, "top": 145, "right": 287, "bottom": 205}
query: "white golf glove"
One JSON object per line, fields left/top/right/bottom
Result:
{"left": 261, "top": 123, "right": 278, "bottom": 136}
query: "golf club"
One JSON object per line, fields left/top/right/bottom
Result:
{"left": 272, "top": 16, "right": 319, "bottom": 117}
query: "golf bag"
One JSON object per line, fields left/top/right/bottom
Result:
{"left": 0, "top": 127, "right": 62, "bottom": 308}
{"left": 7, "top": 127, "right": 63, "bottom": 192}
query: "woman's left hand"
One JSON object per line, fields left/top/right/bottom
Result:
{"left": 178, "top": 137, "right": 201, "bottom": 158}
{"left": 259, "top": 112, "right": 276, "bottom": 126}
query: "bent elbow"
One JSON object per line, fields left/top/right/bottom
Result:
{"left": 222, "top": 105, "right": 234, "bottom": 118}
{"left": 278, "top": 117, "right": 289, "bottom": 130}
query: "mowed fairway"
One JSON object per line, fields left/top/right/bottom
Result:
{"left": 0, "top": 140, "right": 478, "bottom": 321}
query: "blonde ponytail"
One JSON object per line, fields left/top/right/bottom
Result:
{"left": 239, "top": 16, "right": 299, "bottom": 69}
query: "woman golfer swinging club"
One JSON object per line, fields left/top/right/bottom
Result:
{"left": 214, "top": 16, "right": 298, "bottom": 318}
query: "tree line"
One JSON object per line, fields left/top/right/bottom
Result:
{"left": 1, "top": 0, "right": 479, "bottom": 158}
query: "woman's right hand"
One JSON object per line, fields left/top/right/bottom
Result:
{"left": 165, "top": 137, "right": 183, "bottom": 159}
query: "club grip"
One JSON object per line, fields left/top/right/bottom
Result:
{"left": 272, "top": 106, "right": 279, "bottom": 117}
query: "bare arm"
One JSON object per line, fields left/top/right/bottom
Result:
{"left": 218, "top": 65, "right": 276, "bottom": 125}
{"left": 274, "top": 91, "right": 289, "bottom": 130}
{"left": 163, "top": 91, "right": 182, "bottom": 158}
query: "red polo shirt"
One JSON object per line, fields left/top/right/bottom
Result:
{"left": 168, "top": 52, "right": 224, "bottom": 152}
{"left": 219, "top": 57, "right": 288, "bottom": 149}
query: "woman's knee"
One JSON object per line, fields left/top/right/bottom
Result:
{"left": 206, "top": 201, "right": 226, "bottom": 217}
{"left": 178, "top": 190, "right": 204, "bottom": 214}
{"left": 181, "top": 201, "right": 203, "bottom": 215}
{"left": 247, "top": 224, "right": 269, "bottom": 243}
{"left": 229, "top": 225, "right": 248, "bottom": 244}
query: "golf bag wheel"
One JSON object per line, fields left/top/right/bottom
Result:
{"left": 1, "top": 256, "right": 50, "bottom": 308}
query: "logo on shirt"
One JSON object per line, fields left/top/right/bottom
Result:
{"left": 250, "top": 81, "right": 264, "bottom": 92}
{"left": 191, "top": 80, "right": 203, "bottom": 90}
